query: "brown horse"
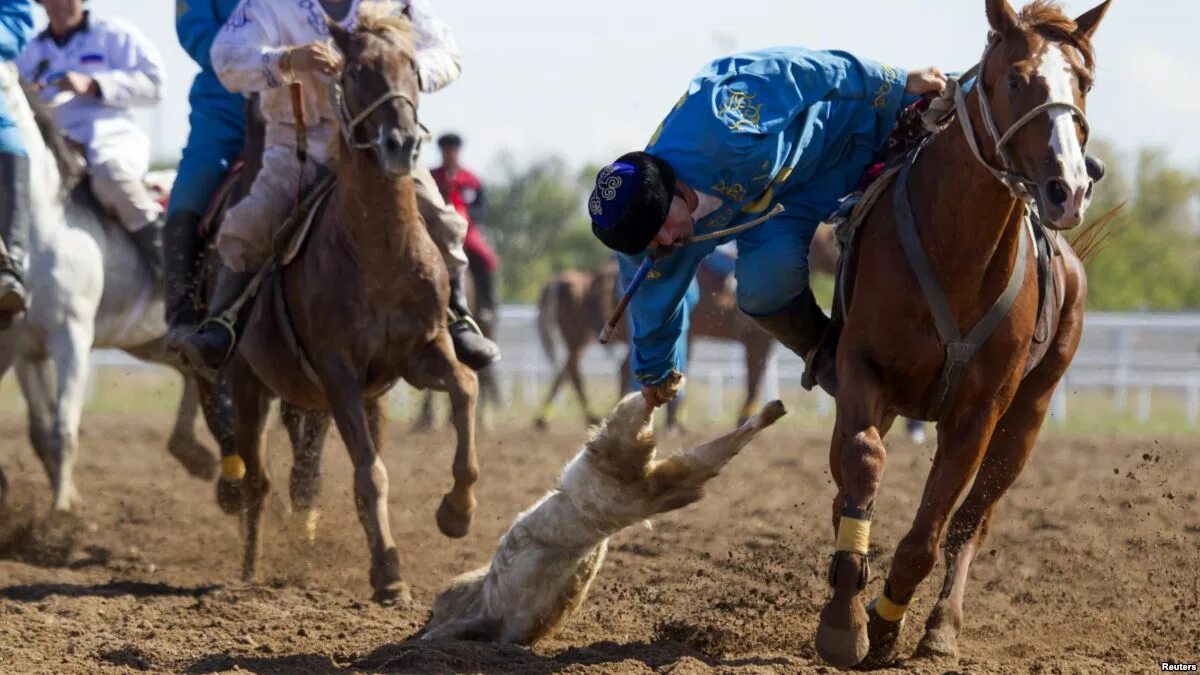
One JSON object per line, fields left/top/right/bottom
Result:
{"left": 815, "top": 0, "right": 1110, "bottom": 666}
{"left": 533, "top": 228, "right": 839, "bottom": 430}
{"left": 225, "top": 11, "right": 478, "bottom": 604}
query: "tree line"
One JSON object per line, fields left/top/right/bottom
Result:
{"left": 480, "top": 141, "right": 1200, "bottom": 310}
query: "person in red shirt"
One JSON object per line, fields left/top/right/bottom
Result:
{"left": 432, "top": 133, "right": 499, "bottom": 323}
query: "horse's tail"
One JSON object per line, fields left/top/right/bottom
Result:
{"left": 1069, "top": 202, "right": 1126, "bottom": 264}
{"left": 537, "top": 279, "right": 559, "bottom": 365}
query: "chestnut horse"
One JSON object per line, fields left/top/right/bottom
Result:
{"left": 534, "top": 228, "right": 839, "bottom": 430}
{"left": 225, "top": 11, "right": 478, "bottom": 604}
{"left": 815, "top": 0, "right": 1110, "bottom": 666}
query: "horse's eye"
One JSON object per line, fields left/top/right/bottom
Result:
{"left": 1007, "top": 73, "right": 1022, "bottom": 91}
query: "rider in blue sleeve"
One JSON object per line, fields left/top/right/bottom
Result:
{"left": 164, "top": 0, "right": 247, "bottom": 342}
{"left": 0, "top": 0, "right": 33, "bottom": 327}
{"left": 589, "top": 47, "right": 947, "bottom": 405}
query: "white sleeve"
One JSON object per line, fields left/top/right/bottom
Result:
{"left": 92, "top": 23, "right": 166, "bottom": 107}
{"left": 210, "top": 0, "right": 293, "bottom": 94}
{"left": 404, "top": 0, "right": 461, "bottom": 93}
{"left": 14, "top": 38, "right": 44, "bottom": 83}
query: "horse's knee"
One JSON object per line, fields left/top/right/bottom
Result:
{"left": 842, "top": 430, "right": 886, "bottom": 499}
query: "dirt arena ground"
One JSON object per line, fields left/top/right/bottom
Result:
{"left": 0, "top": 408, "right": 1196, "bottom": 674}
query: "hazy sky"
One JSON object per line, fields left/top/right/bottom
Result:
{"left": 71, "top": 0, "right": 1200, "bottom": 178}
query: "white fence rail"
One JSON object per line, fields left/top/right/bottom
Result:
{"left": 91, "top": 308, "right": 1200, "bottom": 427}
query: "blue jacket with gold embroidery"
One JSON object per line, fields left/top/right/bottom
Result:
{"left": 623, "top": 47, "right": 909, "bottom": 386}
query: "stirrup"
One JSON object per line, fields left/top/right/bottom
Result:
{"left": 188, "top": 314, "right": 239, "bottom": 381}
{"left": 449, "top": 311, "right": 484, "bottom": 336}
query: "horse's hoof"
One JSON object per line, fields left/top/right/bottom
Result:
{"left": 290, "top": 509, "right": 319, "bottom": 545}
{"left": 533, "top": 417, "right": 548, "bottom": 431}
{"left": 168, "top": 437, "right": 218, "bottom": 481}
{"left": 862, "top": 610, "right": 905, "bottom": 667}
{"left": 915, "top": 627, "right": 959, "bottom": 662}
{"left": 372, "top": 581, "right": 412, "bottom": 607}
{"left": 816, "top": 621, "right": 870, "bottom": 668}
{"left": 216, "top": 478, "right": 243, "bottom": 515}
{"left": 585, "top": 416, "right": 601, "bottom": 427}
{"left": 435, "top": 493, "right": 474, "bottom": 538}
{"left": 816, "top": 595, "right": 870, "bottom": 668}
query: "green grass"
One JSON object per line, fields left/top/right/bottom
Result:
{"left": 2, "top": 366, "right": 1194, "bottom": 436}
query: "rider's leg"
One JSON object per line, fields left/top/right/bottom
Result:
{"left": 735, "top": 214, "right": 837, "bottom": 395}
{"left": 0, "top": 84, "right": 30, "bottom": 326}
{"left": 165, "top": 82, "right": 246, "bottom": 339}
{"left": 0, "top": 149, "right": 31, "bottom": 326}
{"left": 88, "top": 140, "right": 164, "bottom": 279}
{"left": 411, "top": 165, "right": 500, "bottom": 371}
{"left": 179, "top": 139, "right": 308, "bottom": 380}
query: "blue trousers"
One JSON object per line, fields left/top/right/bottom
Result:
{"left": 168, "top": 72, "right": 245, "bottom": 217}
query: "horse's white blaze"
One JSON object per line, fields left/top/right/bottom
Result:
{"left": 1036, "top": 44, "right": 1089, "bottom": 199}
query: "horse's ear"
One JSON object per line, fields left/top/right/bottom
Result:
{"left": 1074, "top": 0, "right": 1112, "bottom": 39}
{"left": 985, "top": 0, "right": 1019, "bottom": 36}
{"left": 328, "top": 20, "right": 352, "bottom": 55}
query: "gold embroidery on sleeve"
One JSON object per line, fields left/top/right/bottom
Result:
{"left": 720, "top": 90, "right": 764, "bottom": 131}
{"left": 873, "top": 65, "right": 899, "bottom": 109}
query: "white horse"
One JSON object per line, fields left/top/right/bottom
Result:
{"left": 0, "top": 63, "right": 215, "bottom": 512}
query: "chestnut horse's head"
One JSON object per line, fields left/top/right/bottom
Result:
{"left": 977, "top": 0, "right": 1111, "bottom": 229}
{"left": 329, "top": 4, "right": 423, "bottom": 177}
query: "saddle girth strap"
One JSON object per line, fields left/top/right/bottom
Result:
{"left": 893, "top": 150, "right": 1030, "bottom": 421}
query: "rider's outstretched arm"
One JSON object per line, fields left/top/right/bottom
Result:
{"left": 619, "top": 246, "right": 707, "bottom": 387}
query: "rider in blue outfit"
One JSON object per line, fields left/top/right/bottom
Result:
{"left": 589, "top": 47, "right": 947, "bottom": 404}
{"left": 0, "top": 0, "right": 33, "bottom": 327}
{"left": 165, "top": 0, "right": 247, "bottom": 340}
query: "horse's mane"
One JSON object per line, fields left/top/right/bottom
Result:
{"left": 1018, "top": 0, "right": 1095, "bottom": 70}
{"left": 20, "top": 84, "right": 84, "bottom": 192}
{"left": 355, "top": 1, "right": 414, "bottom": 54}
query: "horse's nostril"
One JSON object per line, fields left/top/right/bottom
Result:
{"left": 1085, "top": 180, "right": 1094, "bottom": 200}
{"left": 1047, "top": 179, "right": 1069, "bottom": 207}
{"left": 383, "top": 136, "right": 402, "bottom": 154}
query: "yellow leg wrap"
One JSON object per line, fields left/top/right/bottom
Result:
{"left": 220, "top": 454, "right": 246, "bottom": 481}
{"left": 836, "top": 515, "right": 871, "bottom": 555}
{"left": 538, "top": 402, "right": 554, "bottom": 420}
{"left": 869, "top": 594, "right": 909, "bottom": 622}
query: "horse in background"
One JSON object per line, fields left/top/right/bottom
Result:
{"left": 0, "top": 66, "right": 216, "bottom": 513}
{"left": 533, "top": 226, "right": 840, "bottom": 431}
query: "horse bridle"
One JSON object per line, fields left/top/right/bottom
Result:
{"left": 954, "top": 32, "right": 1091, "bottom": 200}
{"left": 328, "top": 72, "right": 425, "bottom": 152}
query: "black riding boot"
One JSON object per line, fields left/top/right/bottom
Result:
{"left": 178, "top": 264, "right": 255, "bottom": 382}
{"left": 749, "top": 287, "right": 838, "bottom": 396}
{"left": 0, "top": 152, "right": 32, "bottom": 329}
{"left": 448, "top": 274, "right": 500, "bottom": 371}
{"left": 163, "top": 210, "right": 203, "bottom": 341}
{"left": 129, "top": 217, "right": 165, "bottom": 281}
